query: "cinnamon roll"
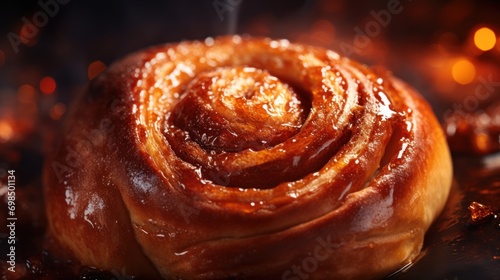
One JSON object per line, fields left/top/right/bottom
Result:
{"left": 43, "top": 36, "right": 453, "bottom": 279}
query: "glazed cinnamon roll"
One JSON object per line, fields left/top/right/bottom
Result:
{"left": 43, "top": 36, "right": 452, "bottom": 279}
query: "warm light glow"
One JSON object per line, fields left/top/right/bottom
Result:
{"left": 40, "top": 76, "right": 56, "bottom": 94}
{"left": 17, "top": 84, "right": 36, "bottom": 103}
{"left": 474, "top": 132, "right": 490, "bottom": 153}
{"left": 310, "top": 19, "right": 335, "bottom": 44}
{"left": 20, "top": 24, "right": 38, "bottom": 46}
{"left": 0, "top": 50, "right": 5, "bottom": 66}
{"left": 474, "top": 27, "right": 496, "bottom": 51}
{"left": 88, "top": 60, "right": 107, "bottom": 80}
{"left": 452, "top": 59, "right": 476, "bottom": 85}
{"left": 49, "top": 102, "right": 67, "bottom": 120}
{"left": 0, "top": 121, "right": 13, "bottom": 143}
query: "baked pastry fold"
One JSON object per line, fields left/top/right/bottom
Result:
{"left": 44, "top": 36, "right": 452, "bottom": 279}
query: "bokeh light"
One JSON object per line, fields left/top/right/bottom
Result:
{"left": 310, "top": 19, "right": 335, "bottom": 45}
{"left": 39, "top": 76, "right": 56, "bottom": 94}
{"left": 0, "top": 121, "right": 14, "bottom": 143}
{"left": 474, "top": 132, "right": 491, "bottom": 154}
{"left": 496, "top": 36, "right": 500, "bottom": 52}
{"left": 88, "top": 60, "right": 107, "bottom": 80}
{"left": 474, "top": 27, "right": 496, "bottom": 51}
{"left": 17, "top": 84, "right": 36, "bottom": 103}
{"left": 451, "top": 59, "right": 476, "bottom": 85}
{"left": 20, "top": 24, "right": 39, "bottom": 47}
{"left": 49, "top": 103, "right": 67, "bottom": 120}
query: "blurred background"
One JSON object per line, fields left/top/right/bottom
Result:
{"left": 0, "top": 0, "right": 499, "bottom": 279}
{"left": 0, "top": 0, "right": 499, "bottom": 158}
{"left": 1, "top": 0, "right": 500, "bottom": 155}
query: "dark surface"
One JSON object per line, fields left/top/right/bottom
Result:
{"left": 392, "top": 154, "right": 500, "bottom": 280}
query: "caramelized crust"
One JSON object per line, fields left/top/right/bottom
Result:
{"left": 43, "top": 36, "right": 452, "bottom": 279}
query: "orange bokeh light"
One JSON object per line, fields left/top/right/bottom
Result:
{"left": 496, "top": 36, "right": 500, "bottom": 53}
{"left": 0, "top": 121, "right": 14, "bottom": 143}
{"left": 40, "top": 76, "right": 56, "bottom": 94}
{"left": 451, "top": 59, "right": 476, "bottom": 85}
{"left": 88, "top": 60, "right": 107, "bottom": 80}
{"left": 17, "top": 84, "right": 36, "bottom": 103}
{"left": 474, "top": 27, "right": 496, "bottom": 51}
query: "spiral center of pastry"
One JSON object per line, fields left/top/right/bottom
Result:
{"left": 173, "top": 66, "right": 306, "bottom": 152}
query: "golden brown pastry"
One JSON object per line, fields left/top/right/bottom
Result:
{"left": 43, "top": 36, "right": 453, "bottom": 279}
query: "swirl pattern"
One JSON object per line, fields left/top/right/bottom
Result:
{"left": 44, "top": 36, "right": 452, "bottom": 279}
